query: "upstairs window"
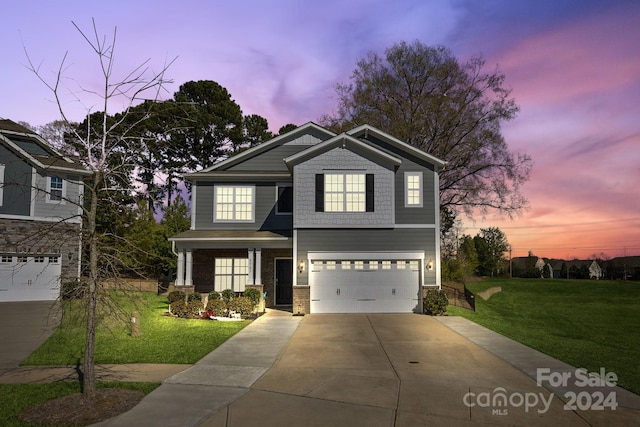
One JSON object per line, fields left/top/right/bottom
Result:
{"left": 276, "top": 185, "right": 293, "bottom": 214}
{"left": 405, "top": 172, "right": 423, "bottom": 207}
{"left": 315, "top": 173, "right": 374, "bottom": 213}
{"left": 214, "top": 185, "right": 255, "bottom": 222}
{"left": 47, "top": 175, "right": 65, "bottom": 203}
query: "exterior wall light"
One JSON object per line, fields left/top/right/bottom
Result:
{"left": 298, "top": 260, "right": 305, "bottom": 273}
{"left": 427, "top": 260, "right": 434, "bottom": 271}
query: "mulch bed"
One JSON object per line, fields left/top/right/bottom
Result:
{"left": 20, "top": 388, "right": 144, "bottom": 426}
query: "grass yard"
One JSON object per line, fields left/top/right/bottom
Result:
{"left": 22, "top": 292, "right": 250, "bottom": 365}
{"left": 0, "top": 382, "right": 158, "bottom": 427}
{"left": 447, "top": 278, "right": 640, "bottom": 395}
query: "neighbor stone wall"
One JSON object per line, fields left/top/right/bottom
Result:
{"left": 0, "top": 218, "right": 81, "bottom": 281}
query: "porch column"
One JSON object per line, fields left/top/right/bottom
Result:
{"left": 185, "top": 250, "right": 193, "bottom": 286}
{"left": 248, "top": 248, "right": 255, "bottom": 285}
{"left": 255, "top": 249, "right": 262, "bottom": 285}
{"left": 176, "top": 249, "right": 185, "bottom": 287}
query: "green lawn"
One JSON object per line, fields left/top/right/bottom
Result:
{"left": 0, "top": 382, "right": 158, "bottom": 427}
{"left": 23, "top": 292, "right": 250, "bottom": 365}
{"left": 447, "top": 278, "right": 640, "bottom": 395}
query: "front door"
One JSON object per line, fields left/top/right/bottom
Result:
{"left": 275, "top": 259, "right": 293, "bottom": 305}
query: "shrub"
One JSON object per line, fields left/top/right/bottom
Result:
{"left": 228, "top": 296, "right": 253, "bottom": 316}
{"left": 170, "top": 299, "right": 204, "bottom": 318}
{"left": 187, "top": 292, "right": 202, "bottom": 302}
{"left": 187, "top": 299, "right": 204, "bottom": 317}
{"left": 169, "top": 300, "right": 189, "bottom": 317}
{"left": 205, "top": 298, "right": 227, "bottom": 317}
{"left": 423, "top": 289, "right": 448, "bottom": 315}
{"left": 208, "top": 291, "right": 220, "bottom": 301}
{"left": 167, "top": 290, "right": 186, "bottom": 304}
{"left": 243, "top": 288, "right": 261, "bottom": 308}
{"left": 221, "top": 289, "right": 235, "bottom": 303}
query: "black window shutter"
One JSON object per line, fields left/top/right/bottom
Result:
{"left": 366, "top": 174, "right": 374, "bottom": 212}
{"left": 315, "top": 174, "right": 324, "bottom": 212}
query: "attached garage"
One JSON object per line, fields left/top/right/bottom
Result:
{"left": 0, "top": 255, "right": 61, "bottom": 302}
{"left": 308, "top": 252, "right": 423, "bottom": 313}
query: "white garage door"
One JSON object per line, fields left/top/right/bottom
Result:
{"left": 0, "top": 255, "right": 61, "bottom": 302}
{"left": 309, "top": 254, "right": 421, "bottom": 313}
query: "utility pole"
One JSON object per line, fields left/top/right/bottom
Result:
{"left": 509, "top": 245, "right": 512, "bottom": 278}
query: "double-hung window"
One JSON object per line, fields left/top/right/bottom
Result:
{"left": 405, "top": 172, "right": 423, "bottom": 207}
{"left": 214, "top": 185, "right": 254, "bottom": 222}
{"left": 214, "top": 258, "right": 248, "bottom": 292}
{"left": 316, "top": 173, "right": 374, "bottom": 213}
{"left": 47, "top": 175, "right": 65, "bottom": 203}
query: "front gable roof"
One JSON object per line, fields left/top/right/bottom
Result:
{"left": 202, "top": 122, "right": 335, "bottom": 172}
{"left": 347, "top": 124, "right": 446, "bottom": 170}
{"left": 283, "top": 133, "right": 402, "bottom": 169}
{"left": 0, "top": 119, "right": 90, "bottom": 175}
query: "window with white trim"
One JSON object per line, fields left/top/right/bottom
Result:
{"left": 0, "top": 164, "right": 4, "bottom": 207}
{"left": 405, "top": 172, "right": 423, "bottom": 207}
{"left": 47, "top": 175, "right": 65, "bottom": 203}
{"left": 320, "top": 173, "right": 369, "bottom": 213}
{"left": 214, "top": 185, "right": 254, "bottom": 222}
{"left": 214, "top": 258, "right": 248, "bottom": 292}
{"left": 1, "top": 255, "right": 11, "bottom": 263}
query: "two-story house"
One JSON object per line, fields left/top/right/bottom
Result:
{"left": 169, "top": 123, "right": 444, "bottom": 314}
{"left": 0, "top": 119, "right": 89, "bottom": 301}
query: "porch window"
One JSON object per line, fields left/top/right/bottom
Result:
{"left": 214, "top": 185, "right": 255, "bottom": 222}
{"left": 214, "top": 258, "right": 248, "bottom": 292}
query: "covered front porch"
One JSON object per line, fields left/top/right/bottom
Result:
{"left": 169, "top": 230, "right": 294, "bottom": 309}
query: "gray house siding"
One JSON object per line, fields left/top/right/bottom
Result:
{"left": 296, "top": 228, "right": 437, "bottom": 286}
{"left": 394, "top": 163, "right": 436, "bottom": 225}
{"left": 0, "top": 146, "right": 32, "bottom": 216}
{"left": 293, "top": 147, "right": 395, "bottom": 228}
{"left": 32, "top": 173, "right": 83, "bottom": 220}
{"left": 194, "top": 181, "right": 292, "bottom": 231}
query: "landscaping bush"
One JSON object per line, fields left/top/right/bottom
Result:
{"left": 221, "top": 289, "right": 235, "bottom": 303}
{"left": 228, "top": 296, "right": 253, "bottom": 316}
{"left": 423, "top": 289, "right": 448, "bottom": 315}
{"left": 187, "top": 292, "right": 202, "bottom": 302}
{"left": 243, "top": 288, "right": 261, "bottom": 308}
{"left": 187, "top": 299, "right": 204, "bottom": 317}
{"left": 169, "top": 300, "right": 189, "bottom": 317}
{"left": 167, "top": 290, "right": 186, "bottom": 304}
{"left": 205, "top": 298, "right": 227, "bottom": 317}
{"left": 208, "top": 291, "right": 220, "bottom": 301}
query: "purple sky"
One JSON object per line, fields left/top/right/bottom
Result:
{"left": 2, "top": 0, "right": 639, "bottom": 259}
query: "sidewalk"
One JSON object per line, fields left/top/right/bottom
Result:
{"left": 92, "top": 308, "right": 302, "bottom": 427}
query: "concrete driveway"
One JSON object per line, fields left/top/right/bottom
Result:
{"left": 0, "top": 301, "right": 61, "bottom": 373}
{"left": 203, "top": 313, "right": 639, "bottom": 426}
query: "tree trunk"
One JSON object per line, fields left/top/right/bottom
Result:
{"left": 82, "top": 172, "right": 100, "bottom": 399}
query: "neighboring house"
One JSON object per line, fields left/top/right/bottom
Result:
{"left": 588, "top": 260, "right": 603, "bottom": 280}
{"left": 0, "top": 119, "right": 89, "bottom": 301}
{"left": 169, "top": 123, "right": 445, "bottom": 314}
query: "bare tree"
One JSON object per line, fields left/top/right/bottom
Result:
{"left": 24, "top": 19, "right": 174, "bottom": 398}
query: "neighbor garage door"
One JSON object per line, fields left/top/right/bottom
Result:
{"left": 309, "top": 253, "right": 422, "bottom": 313}
{"left": 0, "top": 255, "right": 61, "bottom": 302}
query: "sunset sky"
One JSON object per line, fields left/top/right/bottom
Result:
{"left": 2, "top": 0, "right": 639, "bottom": 259}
